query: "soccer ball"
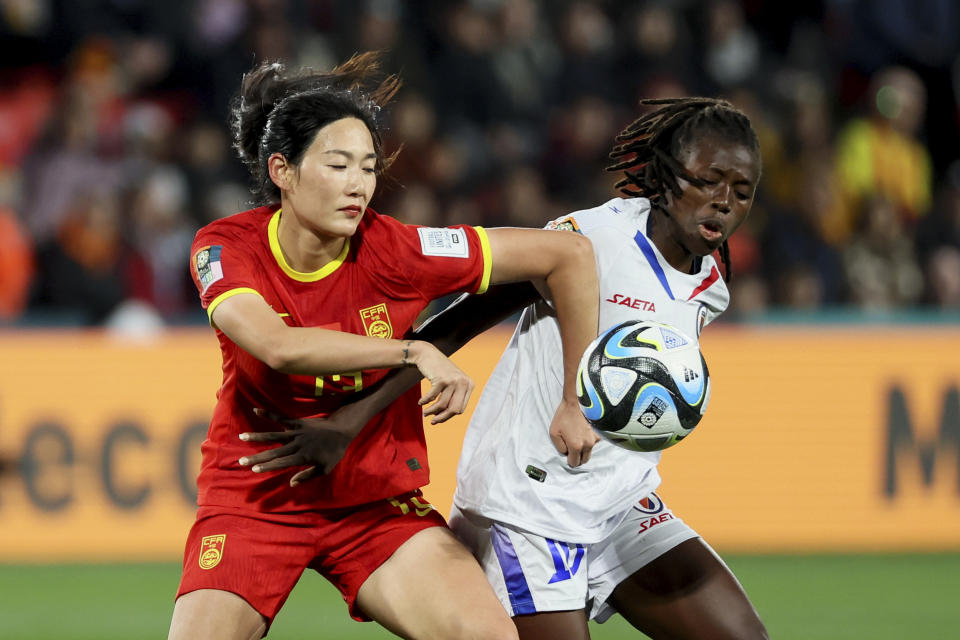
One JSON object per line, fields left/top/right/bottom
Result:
{"left": 576, "top": 320, "right": 710, "bottom": 452}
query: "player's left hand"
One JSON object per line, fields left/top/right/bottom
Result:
{"left": 548, "top": 399, "right": 601, "bottom": 467}
{"left": 408, "top": 341, "right": 475, "bottom": 424}
{"left": 238, "top": 409, "right": 357, "bottom": 485}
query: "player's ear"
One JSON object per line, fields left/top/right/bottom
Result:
{"left": 268, "top": 153, "right": 294, "bottom": 191}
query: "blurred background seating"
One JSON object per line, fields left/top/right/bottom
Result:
{"left": 1, "top": 0, "right": 959, "bottom": 328}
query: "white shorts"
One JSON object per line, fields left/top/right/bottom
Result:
{"left": 449, "top": 493, "right": 699, "bottom": 623}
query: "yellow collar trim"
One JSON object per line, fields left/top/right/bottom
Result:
{"left": 268, "top": 209, "right": 350, "bottom": 282}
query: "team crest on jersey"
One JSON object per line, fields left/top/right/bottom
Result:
{"left": 194, "top": 245, "right": 223, "bottom": 294}
{"left": 360, "top": 303, "right": 393, "bottom": 339}
{"left": 546, "top": 217, "right": 581, "bottom": 233}
{"left": 633, "top": 493, "right": 665, "bottom": 515}
{"left": 696, "top": 304, "right": 708, "bottom": 337}
{"left": 198, "top": 534, "right": 226, "bottom": 570}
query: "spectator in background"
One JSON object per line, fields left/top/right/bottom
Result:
{"left": 916, "top": 160, "right": 960, "bottom": 263}
{"left": 129, "top": 168, "right": 197, "bottom": 317}
{"left": 490, "top": 0, "right": 560, "bottom": 126}
{"left": 916, "top": 161, "right": 960, "bottom": 307}
{"left": 181, "top": 120, "right": 246, "bottom": 225}
{"left": 762, "top": 165, "right": 846, "bottom": 307}
{"left": 486, "top": 0, "right": 560, "bottom": 168}
{"left": 494, "top": 164, "right": 561, "bottom": 229}
{"left": 842, "top": 195, "right": 924, "bottom": 309}
{"left": 615, "top": 2, "right": 699, "bottom": 104}
{"left": 554, "top": 1, "right": 617, "bottom": 104}
{"left": 702, "top": 0, "right": 762, "bottom": 91}
{"left": 541, "top": 95, "right": 622, "bottom": 207}
{"left": 0, "top": 184, "right": 33, "bottom": 321}
{"left": 430, "top": 2, "right": 501, "bottom": 130}
{"left": 826, "top": 66, "right": 933, "bottom": 244}
{"left": 761, "top": 71, "right": 835, "bottom": 213}
{"left": 377, "top": 91, "right": 441, "bottom": 209}
{"left": 29, "top": 188, "right": 147, "bottom": 324}
{"left": 923, "top": 246, "right": 960, "bottom": 309}
{"left": 20, "top": 38, "right": 127, "bottom": 244}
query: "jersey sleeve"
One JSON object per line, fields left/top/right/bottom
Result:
{"left": 394, "top": 223, "right": 493, "bottom": 299}
{"left": 189, "top": 226, "right": 264, "bottom": 321}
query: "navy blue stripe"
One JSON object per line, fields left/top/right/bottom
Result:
{"left": 491, "top": 524, "right": 536, "bottom": 615}
{"left": 634, "top": 230, "right": 675, "bottom": 300}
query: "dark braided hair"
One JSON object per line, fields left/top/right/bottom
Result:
{"left": 606, "top": 97, "right": 760, "bottom": 281}
{"left": 230, "top": 51, "right": 401, "bottom": 204}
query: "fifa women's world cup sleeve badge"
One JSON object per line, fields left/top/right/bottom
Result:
{"left": 545, "top": 216, "right": 581, "bottom": 233}
{"left": 198, "top": 534, "right": 226, "bottom": 570}
{"left": 194, "top": 245, "right": 224, "bottom": 294}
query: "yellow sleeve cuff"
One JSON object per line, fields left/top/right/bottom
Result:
{"left": 207, "top": 288, "right": 263, "bottom": 327}
{"left": 474, "top": 226, "right": 492, "bottom": 294}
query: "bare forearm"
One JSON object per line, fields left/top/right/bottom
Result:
{"left": 415, "top": 283, "right": 540, "bottom": 355}
{"left": 213, "top": 293, "right": 426, "bottom": 376}
{"left": 269, "top": 328, "right": 419, "bottom": 376}
{"left": 543, "top": 242, "right": 599, "bottom": 404}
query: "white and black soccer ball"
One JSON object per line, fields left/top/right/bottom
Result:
{"left": 576, "top": 320, "right": 710, "bottom": 452}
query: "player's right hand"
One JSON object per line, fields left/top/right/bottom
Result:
{"left": 549, "top": 399, "right": 601, "bottom": 467}
{"left": 406, "top": 341, "right": 475, "bottom": 425}
{"left": 239, "top": 410, "right": 355, "bottom": 485}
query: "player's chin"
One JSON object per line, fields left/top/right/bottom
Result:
{"left": 689, "top": 235, "right": 722, "bottom": 256}
{"left": 328, "top": 216, "right": 364, "bottom": 237}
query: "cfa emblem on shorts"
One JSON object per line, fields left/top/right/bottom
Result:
{"left": 360, "top": 303, "right": 393, "bottom": 339}
{"left": 199, "top": 534, "right": 226, "bottom": 570}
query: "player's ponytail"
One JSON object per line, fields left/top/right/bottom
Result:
{"left": 229, "top": 52, "right": 401, "bottom": 204}
{"left": 232, "top": 61, "right": 288, "bottom": 173}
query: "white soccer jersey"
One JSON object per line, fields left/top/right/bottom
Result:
{"left": 453, "top": 197, "right": 729, "bottom": 543}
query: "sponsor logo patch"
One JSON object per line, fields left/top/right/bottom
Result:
{"left": 638, "top": 511, "right": 675, "bottom": 533}
{"left": 605, "top": 293, "right": 656, "bottom": 312}
{"left": 633, "top": 493, "right": 665, "bottom": 515}
{"left": 360, "top": 303, "right": 393, "bottom": 339}
{"left": 696, "top": 304, "right": 708, "bottom": 337}
{"left": 417, "top": 227, "right": 470, "bottom": 258}
{"left": 194, "top": 245, "right": 224, "bottom": 294}
{"left": 198, "top": 534, "right": 225, "bottom": 570}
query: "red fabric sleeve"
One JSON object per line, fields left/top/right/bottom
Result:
{"left": 382, "top": 219, "right": 492, "bottom": 300}
{"left": 189, "top": 227, "right": 261, "bottom": 311}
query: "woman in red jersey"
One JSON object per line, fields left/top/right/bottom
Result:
{"left": 167, "top": 53, "right": 598, "bottom": 640}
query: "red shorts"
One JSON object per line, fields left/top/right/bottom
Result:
{"left": 176, "top": 489, "right": 446, "bottom": 624}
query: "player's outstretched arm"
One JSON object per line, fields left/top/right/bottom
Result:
{"left": 485, "top": 227, "right": 602, "bottom": 467}
{"left": 239, "top": 283, "right": 540, "bottom": 484}
{"left": 211, "top": 291, "right": 469, "bottom": 385}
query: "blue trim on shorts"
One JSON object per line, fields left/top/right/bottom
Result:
{"left": 490, "top": 524, "right": 536, "bottom": 615}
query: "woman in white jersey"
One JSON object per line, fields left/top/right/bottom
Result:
{"left": 244, "top": 98, "right": 768, "bottom": 639}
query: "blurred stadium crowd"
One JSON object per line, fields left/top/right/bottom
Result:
{"left": 1, "top": 0, "right": 960, "bottom": 329}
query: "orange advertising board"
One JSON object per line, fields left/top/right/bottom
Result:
{"left": 0, "top": 325, "right": 958, "bottom": 561}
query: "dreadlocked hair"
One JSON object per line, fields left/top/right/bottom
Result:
{"left": 606, "top": 97, "right": 759, "bottom": 282}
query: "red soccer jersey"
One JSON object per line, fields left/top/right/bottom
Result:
{"left": 189, "top": 205, "right": 492, "bottom": 511}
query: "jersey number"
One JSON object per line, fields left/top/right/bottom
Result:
{"left": 546, "top": 538, "right": 585, "bottom": 583}
{"left": 314, "top": 371, "right": 363, "bottom": 395}
{"left": 389, "top": 496, "right": 434, "bottom": 516}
